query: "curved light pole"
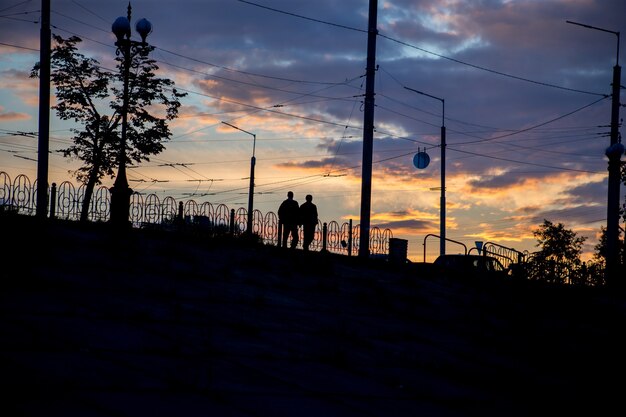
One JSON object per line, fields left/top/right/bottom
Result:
{"left": 221, "top": 121, "right": 256, "bottom": 235}
{"left": 567, "top": 20, "right": 623, "bottom": 285}
{"left": 405, "top": 86, "right": 446, "bottom": 256}
{"left": 110, "top": 4, "right": 152, "bottom": 227}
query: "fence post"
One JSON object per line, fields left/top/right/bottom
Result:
{"left": 49, "top": 182, "right": 57, "bottom": 219}
{"left": 229, "top": 208, "right": 235, "bottom": 235}
{"left": 348, "top": 219, "right": 353, "bottom": 257}
{"left": 322, "top": 222, "right": 328, "bottom": 252}
{"left": 177, "top": 201, "right": 184, "bottom": 223}
{"left": 277, "top": 221, "right": 283, "bottom": 247}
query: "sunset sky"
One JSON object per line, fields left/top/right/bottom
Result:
{"left": 1, "top": 0, "right": 624, "bottom": 262}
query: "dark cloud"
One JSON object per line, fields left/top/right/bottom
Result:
{"left": 566, "top": 179, "right": 607, "bottom": 205}
{"left": 526, "top": 204, "right": 606, "bottom": 227}
{"left": 374, "top": 218, "right": 436, "bottom": 231}
{"left": 274, "top": 136, "right": 429, "bottom": 177}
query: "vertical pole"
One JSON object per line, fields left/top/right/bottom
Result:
{"left": 322, "top": 222, "right": 328, "bottom": 252}
{"left": 177, "top": 201, "right": 184, "bottom": 223}
{"left": 565, "top": 22, "right": 623, "bottom": 285}
{"left": 359, "top": 0, "right": 378, "bottom": 258}
{"left": 404, "top": 88, "right": 446, "bottom": 256}
{"left": 606, "top": 63, "right": 622, "bottom": 286}
{"left": 440, "top": 124, "right": 446, "bottom": 256}
{"left": 247, "top": 155, "right": 255, "bottom": 235}
{"left": 230, "top": 208, "right": 235, "bottom": 236}
{"left": 110, "top": 4, "right": 133, "bottom": 227}
{"left": 221, "top": 123, "right": 256, "bottom": 236}
{"left": 49, "top": 182, "right": 56, "bottom": 219}
{"left": 36, "top": 0, "right": 51, "bottom": 219}
{"left": 348, "top": 219, "right": 353, "bottom": 257}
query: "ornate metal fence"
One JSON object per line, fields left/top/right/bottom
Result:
{"left": 481, "top": 242, "right": 528, "bottom": 269}
{"left": 0, "top": 171, "right": 391, "bottom": 255}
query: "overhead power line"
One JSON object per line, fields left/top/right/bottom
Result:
{"left": 0, "top": 41, "right": 38, "bottom": 51}
{"left": 448, "top": 147, "right": 603, "bottom": 174}
{"left": 452, "top": 95, "right": 610, "bottom": 145}
{"left": 155, "top": 57, "right": 362, "bottom": 102}
{"left": 174, "top": 85, "right": 363, "bottom": 131}
{"left": 6, "top": 5, "right": 610, "bottom": 190}
{"left": 377, "top": 34, "right": 607, "bottom": 97}
{"left": 156, "top": 46, "right": 351, "bottom": 86}
{"left": 237, "top": 0, "right": 607, "bottom": 97}
{"left": 237, "top": 0, "right": 367, "bottom": 33}
{"left": 0, "top": 0, "right": 34, "bottom": 14}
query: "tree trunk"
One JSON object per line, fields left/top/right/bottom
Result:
{"left": 80, "top": 164, "right": 100, "bottom": 223}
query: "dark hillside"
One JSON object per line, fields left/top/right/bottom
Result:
{"left": 2, "top": 214, "right": 625, "bottom": 416}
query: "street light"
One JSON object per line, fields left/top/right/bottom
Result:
{"left": 109, "top": 3, "right": 152, "bottom": 227}
{"left": 221, "top": 121, "right": 256, "bottom": 235}
{"left": 405, "top": 86, "right": 446, "bottom": 257}
{"left": 567, "top": 20, "right": 624, "bottom": 285}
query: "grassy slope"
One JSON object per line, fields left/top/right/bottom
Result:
{"left": 2, "top": 214, "right": 625, "bottom": 416}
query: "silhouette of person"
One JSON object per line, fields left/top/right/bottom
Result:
{"left": 278, "top": 191, "right": 299, "bottom": 249}
{"left": 299, "top": 194, "right": 318, "bottom": 251}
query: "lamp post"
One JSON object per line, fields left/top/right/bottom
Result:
{"left": 109, "top": 3, "right": 152, "bottom": 227}
{"left": 567, "top": 20, "right": 623, "bottom": 286}
{"left": 405, "top": 87, "right": 446, "bottom": 256}
{"left": 221, "top": 121, "right": 256, "bottom": 236}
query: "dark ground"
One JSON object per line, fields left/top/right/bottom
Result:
{"left": 1, "top": 214, "right": 625, "bottom": 416}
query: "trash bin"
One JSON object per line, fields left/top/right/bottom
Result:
{"left": 388, "top": 238, "right": 408, "bottom": 264}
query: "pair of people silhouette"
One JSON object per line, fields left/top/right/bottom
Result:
{"left": 277, "top": 191, "right": 318, "bottom": 251}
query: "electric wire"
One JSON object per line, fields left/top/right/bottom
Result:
{"left": 42, "top": 14, "right": 611, "bottom": 160}
{"left": 447, "top": 147, "right": 603, "bottom": 174}
{"left": 0, "top": 41, "right": 38, "bottom": 51}
{"left": 237, "top": 0, "right": 607, "bottom": 97}
{"left": 2, "top": 3, "right": 617, "bottom": 228}
{"left": 236, "top": 0, "right": 368, "bottom": 34}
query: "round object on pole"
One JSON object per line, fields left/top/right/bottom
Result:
{"left": 413, "top": 151, "right": 430, "bottom": 169}
{"left": 112, "top": 16, "right": 131, "bottom": 41}
{"left": 135, "top": 18, "right": 152, "bottom": 42}
{"left": 605, "top": 142, "right": 625, "bottom": 159}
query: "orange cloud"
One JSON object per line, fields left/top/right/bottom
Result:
{"left": 1, "top": 69, "right": 39, "bottom": 107}
{"left": 367, "top": 208, "right": 449, "bottom": 236}
{"left": 0, "top": 105, "right": 30, "bottom": 121}
{"left": 455, "top": 171, "right": 605, "bottom": 212}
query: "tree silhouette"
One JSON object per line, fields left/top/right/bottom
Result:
{"left": 591, "top": 226, "right": 625, "bottom": 286}
{"left": 31, "top": 35, "right": 186, "bottom": 222}
{"left": 528, "top": 219, "right": 586, "bottom": 285}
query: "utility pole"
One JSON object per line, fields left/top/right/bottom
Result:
{"left": 358, "top": 0, "right": 378, "bottom": 258}
{"left": 36, "top": 0, "right": 51, "bottom": 219}
{"left": 606, "top": 55, "right": 623, "bottom": 285}
{"left": 567, "top": 20, "right": 623, "bottom": 286}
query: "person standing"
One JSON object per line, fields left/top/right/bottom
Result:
{"left": 299, "top": 194, "right": 318, "bottom": 251}
{"left": 278, "top": 191, "right": 299, "bottom": 249}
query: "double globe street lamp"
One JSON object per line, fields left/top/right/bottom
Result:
{"left": 110, "top": 4, "right": 152, "bottom": 227}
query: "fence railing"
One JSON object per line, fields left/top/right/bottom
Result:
{"left": 0, "top": 171, "right": 392, "bottom": 256}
